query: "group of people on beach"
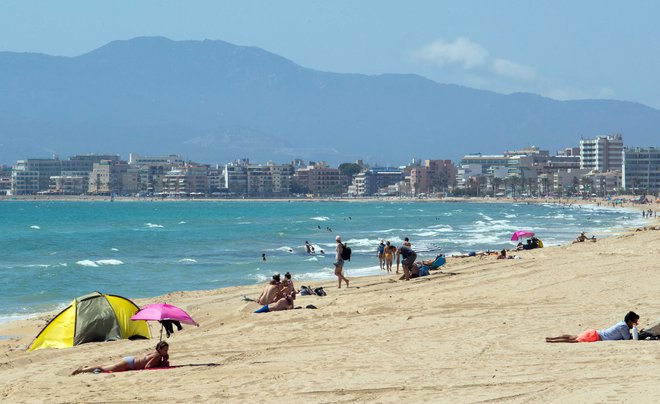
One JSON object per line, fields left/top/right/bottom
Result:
{"left": 254, "top": 272, "right": 297, "bottom": 313}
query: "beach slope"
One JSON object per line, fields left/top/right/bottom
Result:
{"left": 1, "top": 225, "right": 660, "bottom": 402}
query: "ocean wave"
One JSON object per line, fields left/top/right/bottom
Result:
{"left": 178, "top": 258, "right": 198, "bottom": 263}
{"left": 96, "top": 259, "right": 124, "bottom": 266}
{"left": 76, "top": 260, "right": 99, "bottom": 267}
{"left": 311, "top": 216, "right": 330, "bottom": 221}
{"left": 111, "top": 248, "right": 119, "bottom": 251}
{"left": 30, "top": 225, "right": 41, "bottom": 229}
{"left": 145, "top": 223, "right": 164, "bottom": 228}
{"left": 178, "top": 221, "right": 187, "bottom": 224}
{"left": 76, "top": 259, "right": 124, "bottom": 267}
{"left": 276, "top": 246, "right": 295, "bottom": 253}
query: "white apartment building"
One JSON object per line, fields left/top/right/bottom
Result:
{"left": 580, "top": 134, "right": 623, "bottom": 172}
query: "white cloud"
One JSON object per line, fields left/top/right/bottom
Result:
{"left": 492, "top": 58, "right": 536, "bottom": 81}
{"left": 411, "top": 37, "right": 488, "bottom": 69}
{"left": 410, "top": 37, "right": 617, "bottom": 103}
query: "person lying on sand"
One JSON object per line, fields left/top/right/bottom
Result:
{"left": 72, "top": 341, "right": 170, "bottom": 375}
{"left": 545, "top": 311, "right": 639, "bottom": 343}
{"left": 254, "top": 291, "right": 296, "bottom": 313}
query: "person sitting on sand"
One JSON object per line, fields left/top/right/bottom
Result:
{"left": 545, "top": 311, "right": 639, "bottom": 343}
{"left": 497, "top": 249, "right": 508, "bottom": 259}
{"left": 575, "top": 232, "right": 587, "bottom": 242}
{"left": 257, "top": 273, "right": 283, "bottom": 305}
{"left": 254, "top": 291, "right": 296, "bottom": 313}
{"left": 72, "top": 341, "right": 170, "bottom": 375}
{"left": 280, "top": 272, "right": 296, "bottom": 295}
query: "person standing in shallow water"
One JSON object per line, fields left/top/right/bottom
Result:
{"left": 377, "top": 240, "right": 386, "bottom": 270}
{"left": 334, "top": 235, "right": 349, "bottom": 288}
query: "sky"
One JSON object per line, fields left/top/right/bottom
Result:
{"left": 1, "top": 0, "right": 660, "bottom": 109}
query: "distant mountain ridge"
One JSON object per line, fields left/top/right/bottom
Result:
{"left": 1, "top": 36, "right": 659, "bottom": 166}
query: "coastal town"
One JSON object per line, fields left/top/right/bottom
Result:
{"left": 2, "top": 133, "right": 658, "bottom": 198}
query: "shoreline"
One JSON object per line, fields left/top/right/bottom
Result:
{"left": 2, "top": 193, "right": 655, "bottom": 205}
{"left": 0, "top": 199, "right": 654, "bottom": 326}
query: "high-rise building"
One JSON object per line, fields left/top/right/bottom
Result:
{"left": 579, "top": 134, "right": 623, "bottom": 172}
{"left": 622, "top": 147, "right": 660, "bottom": 193}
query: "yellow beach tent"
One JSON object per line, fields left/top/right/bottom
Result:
{"left": 28, "top": 292, "right": 150, "bottom": 351}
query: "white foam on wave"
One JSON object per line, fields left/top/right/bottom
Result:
{"left": 76, "top": 259, "right": 123, "bottom": 267}
{"left": 111, "top": 248, "right": 119, "bottom": 251}
{"left": 252, "top": 274, "right": 269, "bottom": 283}
{"left": 25, "top": 264, "right": 50, "bottom": 268}
{"left": 30, "top": 225, "right": 41, "bottom": 230}
{"left": 428, "top": 224, "right": 453, "bottom": 231}
{"left": 178, "top": 258, "right": 198, "bottom": 263}
{"left": 504, "top": 213, "right": 517, "bottom": 218}
{"left": 178, "top": 221, "right": 187, "bottom": 224}
{"left": 96, "top": 259, "right": 124, "bottom": 266}
{"left": 276, "top": 246, "right": 295, "bottom": 253}
{"left": 305, "top": 256, "right": 319, "bottom": 262}
{"left": 311, "top": 216, "right": 330, "bottom": 221}
{"left": 372, "top": 228, "right": 407, "bottom": 234}
{"left": 145, "top": 223, "right": 164, "bottom": 228}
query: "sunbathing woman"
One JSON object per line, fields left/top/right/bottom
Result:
{"left": 72, "top": 341, "right": 170, "bottom": 375}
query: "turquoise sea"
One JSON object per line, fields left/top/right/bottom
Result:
{"left": 0, "top": 200, "right": 643, "bottom": 322}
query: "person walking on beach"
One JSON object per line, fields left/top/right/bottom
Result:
{"left": 377, "top": 240, "right": 386, "bottom": 270}
{"left": 546, "top": 311, "right": 639, "bottom": 343}
{"left": 72, "top": 341, "right": 170, "bottom": 375}
{"left": 384, "top": 241, "right": 396, "bottom": 272}
{"left": 334, "top": 235, "right": 349, "bottom": 288}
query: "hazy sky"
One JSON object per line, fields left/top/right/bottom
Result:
{"left": 2, "top": 0, "right": 659, "bottom": 109}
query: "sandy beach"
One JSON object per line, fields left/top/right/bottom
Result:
{"left": 1, "top": 211, "right": 659, "bottom": 402}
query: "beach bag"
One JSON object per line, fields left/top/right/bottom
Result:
{"left": 300, "top": 286, "right": 313, "bottom": 296}
{"left": 314, "top": 287, "right": 326, "bottom": 296}
{"left": 341, "top": 244, "right": 352, "bottom": 261}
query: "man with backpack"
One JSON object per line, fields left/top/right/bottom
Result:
{"left": 334, "top": 235, "right": 350, "bottom": 288}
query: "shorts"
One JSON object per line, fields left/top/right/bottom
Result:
{"left": 334, "top": 257, "right": 344, "bottom": 268}
{"left": 576, "top": 329, "right": 600, "bottom": 342}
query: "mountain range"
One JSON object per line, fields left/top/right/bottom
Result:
{"left": 1, "top": 36, "right": 659, "bottom": 166}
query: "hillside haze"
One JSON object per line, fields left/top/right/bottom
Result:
{"left": 1, "top": 36, "right": 659, "bottom": 166}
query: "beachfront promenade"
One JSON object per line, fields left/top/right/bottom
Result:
{"left": 0, "top": 209, "right": 659, "bottom": 402}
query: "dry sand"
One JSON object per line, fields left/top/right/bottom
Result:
{"left": 1, "top": 217, "right": 659, "bottom": 403}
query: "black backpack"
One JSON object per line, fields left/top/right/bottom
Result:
{"left": 341, "top": 243, "right": 352, "bottom": 261}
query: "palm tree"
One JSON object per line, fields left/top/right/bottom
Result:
{"left": 492, "top": 177, "right": 503, "bottom": 196}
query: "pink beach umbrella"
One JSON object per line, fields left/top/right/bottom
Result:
{"left": 510, "top": 230, "right": 535, "bottom": 241}
{"left": 131, "top": 303, "right": 199, "bottom": 341}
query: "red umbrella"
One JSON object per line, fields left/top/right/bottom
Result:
{"left": 511, "top": 230, "right": 535, "bottom": 241}
{"left": 131, "top": 303, "right": 198, "bottom": 341}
